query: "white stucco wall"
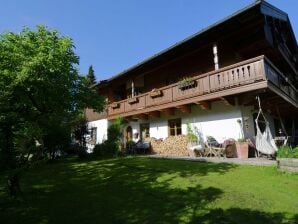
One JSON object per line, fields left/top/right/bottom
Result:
{"left": 123, "top": 101, "right": 247, "bottom": 144}
{"left": 119, "top": 100, "right": 280, "bottom": 147}
{"left": 181, "top": 101, "right": 243, "bottom": 143}
{"left": 149, "top": 119, "right": 168, "bottom": 140}
{"left": 86, "top": 119, "right": 108, "bottom": 152}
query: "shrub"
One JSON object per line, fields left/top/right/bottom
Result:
{"left": 186, "top": 121, "right": 198, "bottom": 143}
{"left": 108, "top": 117, "right": 124, "bottom": 143}
{"left": 277, "top": 145, "right": 298, "bottom": 158}
{"left": 93, "top": 117, "right": 125, "bottom": 158}
{"left": 77, "top": 146, "right": 88, "bottom": 159}
{"left": 65, "top": 143, "right": 80, "bottom": 155}
{"left": 93, "top": 141, "right": 118, "bottom": 157}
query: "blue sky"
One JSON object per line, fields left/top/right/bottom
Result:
{"left": 0, "top": 0, "right": 297, "bottom": 81}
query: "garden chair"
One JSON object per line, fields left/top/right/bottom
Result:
{"left": 187, "top": 140, "right": 205, "bottom": 157}
{"left": 204, "top": 138, "right": 226, "bottom": 158}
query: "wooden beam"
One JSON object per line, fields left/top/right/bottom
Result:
{"left": 195, "top": 101, "right": 211, "bottom": 110}
{"left": 125, "top": 116, "right": 133, "bottom": 122}
{"left": 220, "top": 97, "right": 235, "bottom": 106}
{"left": 148, "top": 111, "right": 160, "bottom": 118}
{"left": 176, "top": 105, "right": 191, "bottom": 113}
{"left": 238, "top": 89, "right": 267, "bottom": 106}
{"left": 160, "top": 108, "right": 175, "bottom": 116}
{"left": 136, "top": 113, "right": 148, "bottom": 120}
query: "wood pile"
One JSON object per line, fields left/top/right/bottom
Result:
{"left": 145, "top": 135, "right": 189, "bottom": 156}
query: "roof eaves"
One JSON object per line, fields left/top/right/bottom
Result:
{"left": 98, "top": 0, "right": 263, "bottom": 85}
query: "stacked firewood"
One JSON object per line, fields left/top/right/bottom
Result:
{"left": 145, "top": 135, "right": 189, "bottom": 156}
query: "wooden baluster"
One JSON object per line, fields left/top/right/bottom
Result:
{"left": 242, "top": 66, "right": 246, "bottom": 83}
{"left": 209, "top": 75, "right": 214, "bottom": 92}
{"left": 223, "top": 71, "right": 228, "bottom": 88}
{"left": 217, "top": 73, "right": 221, "bottom": 89}
{"left": 230, "top": 70, "right": 235, "bottom": 86}
{"left": 247, "top": 65, "right": 252, "bottom": 82}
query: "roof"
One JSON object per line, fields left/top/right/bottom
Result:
{"left": 95, "top": 0, "right": 295, "bottom": 86}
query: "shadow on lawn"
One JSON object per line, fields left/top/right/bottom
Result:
{"left": 190, "top": 208, "right": 298, "bottom": 224}
{"left": 1, "top": 157, "right": 297, "bottom": 224}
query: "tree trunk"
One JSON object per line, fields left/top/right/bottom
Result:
{"left": 7, "top": 172, "right": 21, "bottom": 197}
{"left": 2, "top": 124, "right": 16, "bottom": 169}
{"left": 2, "top": 123, "right": 22, "bottom": 197}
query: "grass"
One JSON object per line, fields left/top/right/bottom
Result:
{"left": 0, "top": 156, "right": 298, "bottom": 224}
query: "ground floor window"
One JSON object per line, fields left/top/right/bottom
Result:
{"left": 90, "top": 127, "right": 97, "bottom": 144}
{"left": 168, "top": 118, "right": 182, "bottom": 136}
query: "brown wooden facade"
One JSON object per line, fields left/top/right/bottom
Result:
{"left": 106, "top": 55, "right": 296, "bottom": 119}
{"left": 94, "top": 1, "right": 298, "bottom": 122}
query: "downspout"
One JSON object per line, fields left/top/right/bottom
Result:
{"left": 213, "top": 43, "right": 219, "bottom": 70}
{"left": 131, "top": 80, "right": 135, "bottom": 98}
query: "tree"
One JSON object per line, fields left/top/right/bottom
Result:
{"left": 0, "top": 26, "right": 105, "bottom": 196}
{"left": 87, "top": 65, "right": 96, "bottom": 85}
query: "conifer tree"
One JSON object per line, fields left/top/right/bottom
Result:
{"left": 87, "top": 65, "right": 96, "bottom": 85}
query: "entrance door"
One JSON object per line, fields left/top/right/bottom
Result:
{"left": 125, "top": 126, "right": 133, "bottom": 143}
{"left": 140, "top": 123, "right": 150, "bottom": 140}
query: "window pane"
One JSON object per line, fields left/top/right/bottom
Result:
{"left": 91, "top": 127, "right": 97, "bottom": 144}
{"left": 170, "top": 129, "right": 175, "bottom": 136}
{"left": 176, "top": 127, "right": 182, "bottom": 135}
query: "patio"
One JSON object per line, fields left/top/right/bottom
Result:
{"left": 147, "top": 155, "right": 276, "bottom": 166}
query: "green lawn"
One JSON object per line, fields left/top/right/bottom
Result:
{"left": 0, "top": 157, "right": 298, "bottom": 224}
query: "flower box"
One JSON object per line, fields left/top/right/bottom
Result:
{"left": 178, "top": 80, "right": 196, "bottom": 90}
{"left": 150, "top": 90, "right": 163, "bottom": 98}
{"left": 128, "top": 97, "right": 138, "bottom": 104}
{"left": 111, "top": 102, "right": 120, "bottom": 109}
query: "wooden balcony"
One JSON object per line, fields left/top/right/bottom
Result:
{"left": 107, "top": 55, "right": 298, "bottom": 119}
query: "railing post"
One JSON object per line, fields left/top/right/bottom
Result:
{"left": 208, "top": 74, "right": 211, "bottom": 93}
{"left": 260, "top": 57, "right": 267, "bottom": 81}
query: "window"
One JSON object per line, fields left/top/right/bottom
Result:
{"left": 90, "top": 127, "right": 97, "bottom": 144}
{"left": 168, "top": 119, "right": 182, "bottom": 136}
{"left": 127, "top": 87, "right": 142, "bottom": 98}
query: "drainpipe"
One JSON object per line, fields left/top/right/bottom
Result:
{"left": 213, "top": 43, "right": 219, "bottom": 70}
{"left": 131, "top": 80, "right": 135, "bottom": 98}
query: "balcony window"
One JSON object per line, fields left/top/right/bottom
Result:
{"left": 127, "top": 87, "right": 142, "bottom": 98}
{"left": 168, "top": 118, "right": 182, "bottom": 136}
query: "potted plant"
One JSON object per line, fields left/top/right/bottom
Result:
{"left": 128, "top": 97, "right": 138, "bottom": 104}
{"left": 186, "top": 122, "right": 201, "bottom": 157}
{"left": 236, "top": 138, "right": 249, "bottom": 159}
{"left": 178, "top": 77, "right": 197, "bottom": 90}
{"left": 150, "top": 89, "right": 163, "bottom": 98}
{"left": 277, "top": 146, "right": 298, "bottom": 173}
{"left": 111, "top": 102, "right": 120, "bottom": 109}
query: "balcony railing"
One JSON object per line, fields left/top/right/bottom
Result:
{"left": 264, "top": 58, "right": 298, "bottom": 103}
{"left": 108, "top": 55, "right": 297, "bottom": 118}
